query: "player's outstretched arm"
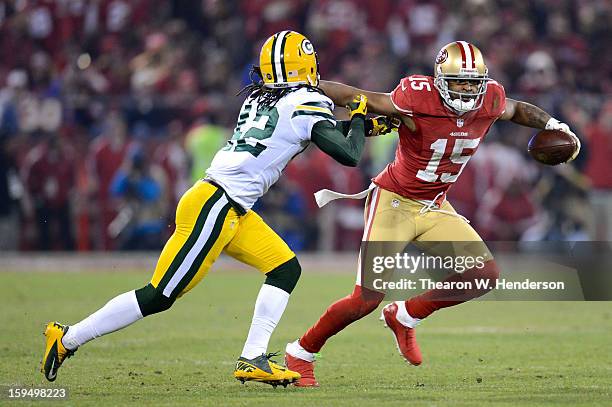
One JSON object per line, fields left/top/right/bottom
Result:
{"left": 500, "top": 98, "right": 581, "bottom": 160}
{"left": 499, "top": 98, "right": 551, "bottom": 128}
{"left": 320, "top": 80, "right": 397, "bottom": 116}
{"left": 310, "top": 95, "right": 368, "bottom": 167}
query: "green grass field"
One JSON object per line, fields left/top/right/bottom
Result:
{"left": 1, "top": 269, "right": 610, "bottom": 406}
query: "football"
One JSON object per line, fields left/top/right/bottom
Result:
{"left": 527, "top": 129, "right": 578, "bottom": 165}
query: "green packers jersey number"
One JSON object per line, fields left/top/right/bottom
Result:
{"left": 226, "top": 102, "right": 279, "bottom": 157}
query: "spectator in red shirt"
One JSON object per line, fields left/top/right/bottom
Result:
{"left": 285, "top": 149, "right": 334, "bottom": 251}
{"left": 153, "top": 119, "right": 190, "bottom": 225}
{"left": 87, "top": 111, "right": 131, "bottom": 249}
{"left": 21, "top": 133, "right": 76, "bottom": 250}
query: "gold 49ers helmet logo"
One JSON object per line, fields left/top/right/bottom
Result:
{"left": 301, "top": 39, "right": 314, "bottom": 55}
{"left": 435, "top": 48, "right": 448, "bottom": 64}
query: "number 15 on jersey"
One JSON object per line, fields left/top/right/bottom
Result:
{"left": 416, "top": 138, "right": 480, "bottom": 183}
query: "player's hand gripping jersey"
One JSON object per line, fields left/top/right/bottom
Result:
{"left": 207, "top": 88, "right": 335, "bottom": 210}
{"left": 373, "top": 75, "right": 506, "bottom": 201}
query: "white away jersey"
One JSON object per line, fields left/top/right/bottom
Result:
{"left": 206, "top": 87, "right": 335, "bottom": 210}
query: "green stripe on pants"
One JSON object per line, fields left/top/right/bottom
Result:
{"left": 156, "top": 189, "right": 224, "bottom": 293}
{"left": 167, "top": 203, "right": 233, "bottom": 299}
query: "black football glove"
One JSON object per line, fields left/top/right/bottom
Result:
{"left": 365, "top": 116, "right": 401, "bottom": 137}
{"left": 346, "top": 94, "right": 368, "bottom": 119}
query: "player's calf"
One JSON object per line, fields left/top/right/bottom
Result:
{"left": 406, "top": 260, "right": 500, "bottom": 319}
{"left": 299, "top": 285, "right": 384, "bottom": 353}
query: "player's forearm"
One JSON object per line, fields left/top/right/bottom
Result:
{"left": 319, "top": 80, "right": 361, "bottom": 107}
{"left": 335, "top": 120, "right": 351, "bottom": 135}
{"left": 321, "top": 80, "right": 396, "bottom": 116}
{"left": 311, "top": 119, "right": 365, "bottom": 167}
{"left": 509, "top": 101, "right": 552, "bottom": 129}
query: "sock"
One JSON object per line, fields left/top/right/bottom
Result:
{"left": 286, "top": 340, "right": 315, "bottom": 362}
{"left": 395, "top": 300, "right": 421, "bottom": 328}
{"left": 62, "top": 290, "right": 143, "bottom": 351}
{"left": 406, "top": 260, "right": 500, "bottom": 319}
{"left": 299, "top": 285, "right": 384, "bottom": 354}
{"left": 241, "top": 284, "right": 290, "bottom": 360}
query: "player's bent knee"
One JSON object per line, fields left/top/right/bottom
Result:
{"left": 264, "top": 257, "right": 301, "bottom": 294}
{"left": 356, "top": 285, "right": 384, "bottom": 312}
{"left": 464, "top": 260, "right": 500, "bottom": 297}
{"left": 346, "top": 285, "right": 384, "bottom": 320}
{"left": 135, "top": 283, "right": 175, "bottom": 317}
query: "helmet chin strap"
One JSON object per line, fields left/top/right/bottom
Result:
{"left": 307, "top": 72, "right": 320, "bottom": 87}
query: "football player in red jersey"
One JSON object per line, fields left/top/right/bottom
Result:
{"left": 285, "top": 41, "right": 581, "bottom": 386}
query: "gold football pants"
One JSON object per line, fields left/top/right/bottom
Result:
{"left": 363, "top": 186, "right": 485, "bottom": 242}
{"left": 357, "top": 186, "right": 493, "bottom": 284}
{"left": 150, "top": 180, "right": 296, "bottom": 299}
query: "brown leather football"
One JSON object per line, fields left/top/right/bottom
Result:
{"left": 527, "top": 129, "right": 577, "bottom": 165}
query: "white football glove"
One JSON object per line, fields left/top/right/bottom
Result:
{"left": 546, "top": 118, "right": 581, "bottom": 161}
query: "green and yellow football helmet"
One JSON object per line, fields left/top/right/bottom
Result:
{"left": 259, "top": 31, "right": 319, "bottom": 88}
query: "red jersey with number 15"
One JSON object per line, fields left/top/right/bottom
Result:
{"left": 373, "top": 75, "right": 506, "bottom": 201}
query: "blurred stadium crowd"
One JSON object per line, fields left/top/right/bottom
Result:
{"left": 0, "top": 0, "right": 610, "bottom": 252}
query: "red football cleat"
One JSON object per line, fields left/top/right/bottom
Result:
{"left": 381, "top": 302, "right": 422, "bottom": 366}
{"left": 285, "top": 354, "right": 319, "bottom": 387}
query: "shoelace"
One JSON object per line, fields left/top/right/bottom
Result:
{"left": 265, "top": 351, "right": 281, "bottom": 364}
{"left": 418, "top": 191, "right": 470, "bottom": 223}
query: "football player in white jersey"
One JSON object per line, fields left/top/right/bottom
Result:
{"left": 40, "top": 31, "right": 395, "bottom": 387}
